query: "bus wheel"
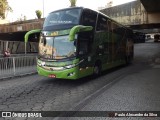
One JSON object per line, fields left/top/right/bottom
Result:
{"left": 93, "top": 63, "right": 101, "bottom": 77}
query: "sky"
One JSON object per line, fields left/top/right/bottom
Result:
{"left": 7, "top": 0, "right": 135, "bottom": 22}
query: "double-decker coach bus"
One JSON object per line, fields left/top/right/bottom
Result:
{"left": 25, "top": 7, "right": 134, "bottom": 80}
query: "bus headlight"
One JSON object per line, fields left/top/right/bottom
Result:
{"left": 64, "top": 59, "right": 84, "bottom": 69}
{"left": 50, "top": 67, "right": 65, "bottom": 71}
{"left": 65, "top": 64, "right": 76, "bottom": 69}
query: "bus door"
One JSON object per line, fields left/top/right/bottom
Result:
{"left": 78, "top": 9, "right": 97, "bottom": 74}
{"left": 77, "top": 31, "right": 94, "bottom": 76}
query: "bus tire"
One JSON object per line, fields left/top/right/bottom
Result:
{"left": 93, "top": 62, "right": 101, "bottom": 77}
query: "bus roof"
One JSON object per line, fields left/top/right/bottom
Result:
{"left": 50, "top": 7, "right": 84, "bottom": 14}
{"left": 49, "top": 7, "right": 131, "bottom": 30}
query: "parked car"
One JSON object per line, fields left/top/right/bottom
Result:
{"left": 154, "top": 34, "right": 160, "bottom": 42}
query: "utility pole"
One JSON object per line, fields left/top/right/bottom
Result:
{"left": 43, "top": 0, "right": 44, "bottom": 18}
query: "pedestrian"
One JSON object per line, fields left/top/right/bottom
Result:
{"left": 3, "top": 49, "right": 10, "bottom": 57}
{"left": 3, "top": 49, "right": 11, "bottom": 69}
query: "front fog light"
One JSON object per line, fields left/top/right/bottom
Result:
{"left": 65, "top": 64, "right": 75, "bottom": 69}
{"left": 67, "top": 72, "right": 75, "bottom": 77}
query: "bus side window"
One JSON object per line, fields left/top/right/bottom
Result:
{"left": 81, "top": 9, "right": 97, "bottom": 29}
{"left": 78, "top": 41, "right": 89, "bottom": 55}
{"left": 78, "top": 31, "right": 93, "bottom": 56}
{"left": 108, "top": 20, "right": 112, "bottom": 32}
{"left": 112, "top": 22, "right": 116, "bottom": 33}
{"left": 96, "top": 14, "right": 108, "bottom": 31}
{"left": 112, "top": 22, "right": 121, "bottom": 34}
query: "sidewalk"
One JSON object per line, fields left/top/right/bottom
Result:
{"left": 0, "top": 66, "right": 37, "bottom": 80}
{"left": 78, "top": 63, "right": 160, "bottom": 111}
{"left": 69, "top": 43, "right": 160, "bottom": 119}
{"left": 0, "top": 55, "right": 37, "bottom": 80}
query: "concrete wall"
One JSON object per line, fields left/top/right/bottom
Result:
{"left": 1, "top": 1, "right": 160, "bottom": 33}
{"left": 100, "top": 0, "right": 149, "bottom": 25}
{"left": 0, "top": 40, "right": 38, "bottom": 54}
{"left": 148, "top": 13, "right": 160, "bottom": 23}
{"left": 0, "top": 19, "right": 44, "bottom": 33}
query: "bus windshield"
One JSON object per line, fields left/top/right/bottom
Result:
{"left": 43, "top": 8, "right": 82, "bottom": 28}
{"left": 39, "top": 35, "right": 76, "bottom": 60}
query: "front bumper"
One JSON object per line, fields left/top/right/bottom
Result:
{"left": 37, "top": 65, "right": 79, "bottom": 80}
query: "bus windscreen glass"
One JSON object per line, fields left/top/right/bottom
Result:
{"left": 43, "top": 8, "right": 82, "bottom": 27}
{"left": 39, "top": 35, "right": 77, "bottom": 60}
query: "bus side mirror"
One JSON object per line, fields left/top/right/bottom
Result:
{"left": 24, "top": 29, "right": 41, "bottom": 43}
{"left": 69, "top": 25, "right": 93, "bottom": 41}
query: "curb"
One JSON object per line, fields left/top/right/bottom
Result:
{"left": 0, "top": 72, "right": 37, "bottom": 81}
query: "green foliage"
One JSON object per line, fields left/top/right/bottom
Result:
{"left": 69, "top": 0, "right": 77, "bottom": 7}
{"left": 0, "top": 0, "right": 12, "bottom": 19}
{"left": 35, "top": 10, "right": 42, "bottom": 19}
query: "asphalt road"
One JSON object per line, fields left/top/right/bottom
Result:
{"left": 0, "top": 40, "right": 160, "bottom": 120}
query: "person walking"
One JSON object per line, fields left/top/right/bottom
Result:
{"left": 3, "top": 49, "right": 11, "bottom": 69}
{"left": 3, "top": 49, "right": 10, "bottom": 57}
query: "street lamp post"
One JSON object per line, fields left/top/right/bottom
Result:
{"left": 43, "top": 0, "right": 44, "bottom": 18}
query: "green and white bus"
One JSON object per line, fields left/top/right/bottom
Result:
{"left": 26, "top": 7, "right": 134, "bottom": 80}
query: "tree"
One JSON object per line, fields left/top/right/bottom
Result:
{"left": 35, "top": 10, "right": 42, "bottom": 19}
{"left": 69, "top": 0, "right": 77, "bottom": 7}
{"left": 106, "top": 0, "right": 113, "bottom": 8}
{"left": 0, "top": 0, "right": 12, "bottom": 19}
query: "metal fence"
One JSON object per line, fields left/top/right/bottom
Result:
{"left": 0, "top": 56, "right": 37, "bottom": 79}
